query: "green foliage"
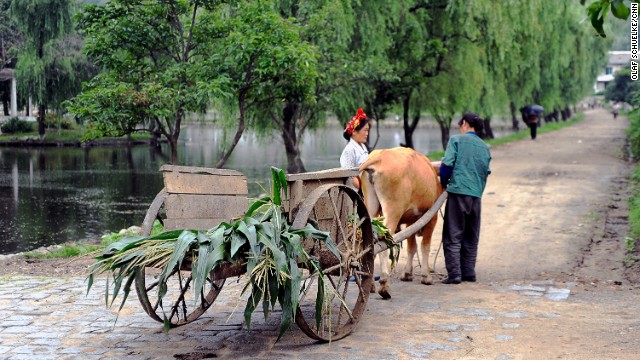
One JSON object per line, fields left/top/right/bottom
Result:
{"left": 627, "top": 109, "right": 640, "bottom": 160}
{"left": 0, "top": 117, "right": 33, "bottom": 133}
{"left": 582, "top": 0, "right": 633, "bottom": 37}
{"left": 24, "top": 243, "right": 100, "bottom": 259}
{"left": 605, "top": 68, "right": 640, "bottom": 104}
{"left": 44, "top": 113, "right": 73, "bottom": 130}
{"left": 10, "top": 0, "right": 94, "bottom": 118}
{"left": 627, "top": 167, "right": 640, "bottom": 264}
{"left": 86, "top": 167, "right": 338, "bottom": 340}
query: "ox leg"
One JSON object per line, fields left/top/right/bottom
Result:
{"left": 419, "top": 216, "right": 438, "bottom": 285}
{"left": 376, "top": 214, "right": 401, "bottom": 300}
{"left": 400, "top": 234, "right": 417, "bottom": 282}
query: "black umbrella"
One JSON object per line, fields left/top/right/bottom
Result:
{"left": 528, "top": 104, "right": 544, "bottom": 115}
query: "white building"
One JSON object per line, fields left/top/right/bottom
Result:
{"left": 594, "top": 50, "right": 631, "bottom": 92}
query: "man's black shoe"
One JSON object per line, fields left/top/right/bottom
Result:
{"left": 441, "top": 277, "right": 461, "bottom": 284}
{"left": 462, "top": 276, "right": 476, "bottom": 282}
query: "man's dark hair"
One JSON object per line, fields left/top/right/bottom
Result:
{"left": 458, "top": 112, "right": 484, "bottom": 132}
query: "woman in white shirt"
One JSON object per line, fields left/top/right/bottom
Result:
{"left": 340, "top": 108, "right": 370, "bottom": 189}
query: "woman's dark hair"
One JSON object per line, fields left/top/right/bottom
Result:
{"left": 343, "top": 117, "right": 370, "bottom": 140}
{"left": 458, "top": 112, "right": 484, "bottom": 132}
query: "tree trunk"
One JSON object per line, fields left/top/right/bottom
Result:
{"left": 562, "top": 106, "right": 571, "bottom": 121}
{"left": 402, "top": 95, "right": 415, "bottom": 149}
{"left": 215, "top": 95, "right": 246, "bottom": 169}
{"left": 482, "top": 117, "right": 494, "bottom": 140}
{"left": 282, "top": 102, "right": 306, "bottom": 174}
{"left": 169, "top": 135, "right": 178, "bottom": 164}
{"left": 438, "top": 121, "right": 450, "bottom": 151}
{"left": 510, "top": 101, "right": 520, "bottom": 131}
{"left": 38, "top": 104, "right": 46, "bottom": 139}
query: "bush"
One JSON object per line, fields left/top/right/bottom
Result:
{"left": 627, "top": 109, "right": 640, "bottom": 160}
{"left": 0, "top": 117, "right": 33, "bottom": 134}
{"left": 45, "top": 113, "right": 74, "bottom": 130}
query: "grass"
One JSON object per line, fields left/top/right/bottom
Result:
{"left": 0, "top": 127, "right": 153, "bottom": 142}
{"left": 626, "top": 167, "right": 640, "bottom": 267}
{"left": 24, "top": 221, "right": 164, "bottom": 259}
{"left": 626, "top": 109, "right": 640, "bottom": 268}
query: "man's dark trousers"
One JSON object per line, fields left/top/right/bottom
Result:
{"left": 442, "top": 192, "right": 482, "bottom": 279}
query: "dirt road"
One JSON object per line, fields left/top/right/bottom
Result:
{"left": 0, "top": 108, "right": 638, "bottom": 359}
{"left": 398, "top": 107, "right": 640, "bottom": 359}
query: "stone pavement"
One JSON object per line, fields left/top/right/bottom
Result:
{"left": 0, "top": 273, "right": 593, "bottom": 360}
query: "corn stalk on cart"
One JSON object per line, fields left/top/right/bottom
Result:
{"left": 134, "top": 164, "right": 446, "bottom": 342}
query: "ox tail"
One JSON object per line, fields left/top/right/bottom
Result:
{"left": 359, "top": 168, "right": 381, "bottom": 218}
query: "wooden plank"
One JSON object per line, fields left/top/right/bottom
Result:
{"left": 165, "top": 194, "right": 247, "bottom": 220}
{"left": 160, "top": 164, "right": 244, "bottom": 177}
{"left": 162, "top": 172, "right": 248, "bottom": 195}
{"left": 285, "top": 167, "right": 358, "bottom": 182}
{"left": 164, "top": 218, "right": 230, "bottom": 231}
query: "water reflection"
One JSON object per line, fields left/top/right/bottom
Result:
{"left": 0, "top": 124, "right": 512, "bottom": 254}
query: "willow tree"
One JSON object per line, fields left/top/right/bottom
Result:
{"left": 246, "top": 0, "right": 391, "bottom": 173}
{"left": 10, "top": 0, "right": 76, "bottom": 137}
{"left": 0, "top": 0, "right": 22, "bottom": 116}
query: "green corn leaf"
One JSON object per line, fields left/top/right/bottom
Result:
{"left": 147, "top": 229, "right": 185, "bottom": 240}
{"left": 86, "top": 273, "right": 95, "bottom": 296}
{"left": 245, "top": 197, "right": 270, "bottom": 217}
{"left": 100, "top": 235, "right": 146, "bottom": 256}
{"left": 236, "top": 220, "right": 257, "bottom": 259}
{"left": 110, "top": 269, "right": 124, "bottom": 308}
{"left": 270, "top": 167, "right": 283, "bottom": 206}
{"left": 194, "top": 228, "right": 226, "bottom": 299}
{"left": 230, "top": 231, "right": 246, "bottom": 259}
{"left": 268, "top": 271, "right": 279, "bottom": 310}
{"left": 289, "top": 258, "right": 301, "bottom": 319}
{"left": 157, "top": 230, "right": 197, "bottom": 299}
{"left": 117, "top": 273, "right": 136, "bottom": 313}
{"left": 257, "top": 231, "right": 287, "bottom": 273}
{"left": 244, "top": 283, "right": 262, "bottom": 333}
{"left": 277, "top": 281, "right": 292, "bottom": 341}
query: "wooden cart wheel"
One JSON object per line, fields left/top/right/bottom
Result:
{"left": 134, "top": 189, "right": 225, "bottom": 327}
{"left": 291, "top": 184, "right": 375, "bottom": 342}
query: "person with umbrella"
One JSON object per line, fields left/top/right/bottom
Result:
{"left": 520, "top": 105, "right": 544, "bottom": 140}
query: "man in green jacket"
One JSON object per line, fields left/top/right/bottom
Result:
{"left": 439, "top": 112, "right": 492, "bottom": 284}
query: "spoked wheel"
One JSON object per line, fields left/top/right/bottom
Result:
{"left": 134, "top": 189, "right": 225, "bottom": 327}
{"left": 291, "top": 184, "right": 375, "bottom": 342}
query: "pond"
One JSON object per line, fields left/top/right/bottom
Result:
{"left": 0, "top": 123, "right": 514, "bottom": 254}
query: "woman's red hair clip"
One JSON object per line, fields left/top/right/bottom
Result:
{"left": 345, "top": 108, "right": 367, "bottom": 135}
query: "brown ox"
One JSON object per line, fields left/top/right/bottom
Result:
{"left": 359, "top": 147, "right": 443, "bottom": 299}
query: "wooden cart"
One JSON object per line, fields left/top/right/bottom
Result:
{"left": 135, "top": 165, "right": 376, "bottom": 341}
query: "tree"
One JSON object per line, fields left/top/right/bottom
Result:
{"left": 69, "top": 0, "right": 317, "bottom": 168}
{"left": 208, "top": 0, "right": 318, "bottom": 170}
{"left": 10, "top": 0, "right": 78, "bottom": 137}
{"left": 69, "top": 0, "right": 233, "bottom": 163}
